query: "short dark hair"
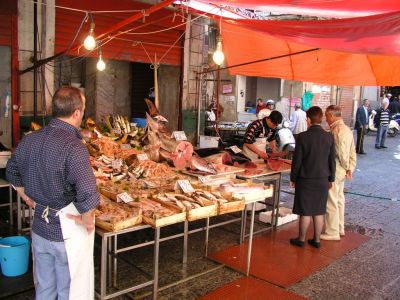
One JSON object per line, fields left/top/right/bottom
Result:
{"left": 326, "top": 105, "right": 341, "bottom": 117}
{"left": 306, "top": 106, "right": 323, "bottom": 124}
{"left": 268, "top": 110, "right": 283, "bottom": 125}
{"left": 52, "top": 87, "right": 84, "bottom": 118}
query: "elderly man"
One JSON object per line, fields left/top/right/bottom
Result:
{"left": 7, "top": 87, "right": 100, "bottom": 299}
{"left": 321, "top": 105, "right": 356, "bottom": 240}
{"left": 354, "top": 99, "right": 369, "bottom": 154}
{"left": 290, "top": 103, "right": 308, "bottom": 138}
{"left": 374, "top": 98, "right": 390, "bottom": 149}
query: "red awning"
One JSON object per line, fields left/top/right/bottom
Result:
{"left": 220, "top": 12, "right": 400, "bottom": 85}
{"left": 55, "top": 0, "right": 184, "bottom": 66}
{"left": 203, "top": 0, "right": 400, "bottom": 18}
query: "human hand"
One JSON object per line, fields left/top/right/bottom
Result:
{"left": 24, "top": 197, "right": 35, "bottom": 209}
{"left": 290, "top": 181, "right": 295, "bottom": 188}
{"left": 346, "top": 170, "right": 353, "bottom": 180}
{"left": 67, "top": 210, "right": 95, "bottom": 234}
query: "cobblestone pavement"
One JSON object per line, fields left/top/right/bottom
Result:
{"left": 7, "top": 133, "right": 400, "bottom": 300}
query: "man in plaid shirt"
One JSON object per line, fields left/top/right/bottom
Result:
{"left": 7, "top": 87, "right": 99, "bottom": 299}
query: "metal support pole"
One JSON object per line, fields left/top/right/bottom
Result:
{"left": 9, "top": 185, "right": 13, "bottom": 226}
{"left": 204, "top": 217, "right": 210, "bottom": 257}
{"left": 183, "top": 220, "right": 188, "bottom": 264}
{"left": 246, "top": 202, "right": 256, "bottom": 276}
{"left": 113, "top": 235, "right": 117, "bottom": 288}
{"left": 153, "top": 227, "right": 160, "bottom": 300}
{"left": 107, "top": 237, "right": 112, "bottom": 287}
{"left": 17, "top": 194, "right": 21, "bottom": 232}
{"left": 100, "top": 235, "right": 108, "bottom": 299}
{"left": 240, "top": 206, "right": 247, "bottom": 244}
{"left": 33, "top": 0, "right": 38, "bottom": 121}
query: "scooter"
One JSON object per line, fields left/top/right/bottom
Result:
{"left": 275, "top": 120, "right": 295, "bottom": 158}
{"left": 368, "top": 110, "right": 399, "bottom": 137}
{"left": 367, "top": 110, "right": 377, "bottom": 134}
{"left": 388, "top": 113, "right": 400, "bottom": 137}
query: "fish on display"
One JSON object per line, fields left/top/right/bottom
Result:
{"left": 190, "top": 155, "right": 217, "bottom": 174}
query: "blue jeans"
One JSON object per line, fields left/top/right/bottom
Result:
{"left": 32, "top": 232, "right": 70, "bottom": 300}
{"left": 375, "top": 125, "right": 388, "bottom": 147}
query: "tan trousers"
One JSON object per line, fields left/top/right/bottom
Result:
{"left": 325, "top": 178, "right": 345, "bottom": 236}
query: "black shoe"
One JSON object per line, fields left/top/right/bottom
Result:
{"left": 358, "top": 152, "right": 367, "bottom": 155}
{"left": 381, "top": 146, "right": 388, "bottom": 148}
{"left": 307, "top": 239, "right": 321, "bottom": 249}
{"left": 375, "top": 145, "right": 381, "bottom": 149}
{"left": 290, "top": 238, "right": 304, "bottom": 247}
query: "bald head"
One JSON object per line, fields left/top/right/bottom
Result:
{"left": 52, "top": 87, "right": 84, "bottom": 118}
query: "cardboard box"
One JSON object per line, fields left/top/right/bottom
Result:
{"left": 259, "top": 207, "right": 298, "bottom": 226}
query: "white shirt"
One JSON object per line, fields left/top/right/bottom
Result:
{"left": 290, "top": 109, "right": 308, "bottom": 134}
{"left": 363, "top": 106, "right": 368, "bottom": 121}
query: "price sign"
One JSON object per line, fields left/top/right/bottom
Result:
{"left": 137, "top": 153, "right": 149, "bottom": 161}
{"left": 229, "top": 145, "right": 242, "bottom": 154}
{"left": 176, "top": 180, "right": 195, "bottom": 193}
{"left": 172, "top": 131, "right": 187, "bottom": 141}
{"left": 117, "top": 192, "right": 133, "bottom": 203}
{"left": 121, "top": 144, "right": 132, "bottom": 150}
{"left": 112, "top": 159, "right": 123, "bottom": 170}
{"left": 199, "top": 176, "right": 211, "bottom": 184}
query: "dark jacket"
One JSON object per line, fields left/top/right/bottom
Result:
{"left": 354, "top": 106, "right": 368, "bottom": 129}
{"left": 388, "top": 100, "right": 400, "bottom": 114}
{"left": 290, "top": 125, "right": 336, "bottom": 182}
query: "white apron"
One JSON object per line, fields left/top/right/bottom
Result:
{"left": 242, "top": 125, "right": 267, "bottom": 161}
{"left": 57, "top": 203, "right": 95, "bottom": 300}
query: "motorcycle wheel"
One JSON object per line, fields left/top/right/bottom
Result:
{"left": 388, "top": 128, "right": 399, "bottom": 137}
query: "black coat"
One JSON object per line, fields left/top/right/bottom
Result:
{"left": 354, "top": 106, "right": 368, "bottom": 129}
{"left": 290, "top": 125, "right": 336, "bottom": 183}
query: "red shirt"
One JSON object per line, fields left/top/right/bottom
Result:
{"left": 256, "top": 103, "right": 267, "bottom": 114}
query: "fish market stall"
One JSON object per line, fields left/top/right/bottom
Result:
{"left": 76, "top": 113, "right": 290, "bottom": 299}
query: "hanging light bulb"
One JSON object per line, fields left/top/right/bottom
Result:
{"left": 84, "top": 22, "right": 96, "bottom": 51}
{"left": 96, "top": 48, "right": 106, "bottom": 71}
{"left": 212, "top": 35, "right": 225, "bottom": 66}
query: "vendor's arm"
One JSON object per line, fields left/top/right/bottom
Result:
{"left": 66, "top": 142, "right": 100, "bottom": 233}
{"left": 243, "top": 142, "right": 268, "bottom": 159}
{"left": 6, "top": 140, "right": 35, "bottom": 209}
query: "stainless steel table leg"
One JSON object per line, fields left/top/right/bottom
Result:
{"left": 246, "top": 202, "right": 256, "bottom": 276}
{"left": 17, "top": 195, "right": 21, "bottom": 232}
{"left": 271, "top": 173, "right": 282, "bottom": 229}
{"left": 100, "top": 235, "right": 107, "bottom": 300}
{"left": 153, "top": 227, "right": 160, "bottom": 300}
{"left": 113, "top": 235, "right": 117, "bottom": 288}
{"left": 204, "top": 217, "right": 210, "bottom": 257}
{"left": 183, "top": 220, "right": 188, "bottom": 264}
{"left": 108, "top": 236, "right": 112, "bottom": 287}
{"left": 9, "top": 185, "right": 13, "bottom": 226}
{"left": 240, "top": 206, "right": 247, "bottom": 244}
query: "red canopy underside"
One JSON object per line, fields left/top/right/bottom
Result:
{"left": 221, "top": 12, "right": 400, "bottom": 85}
{"left": 204, "top": 0, "right": 400, "bottom": 18}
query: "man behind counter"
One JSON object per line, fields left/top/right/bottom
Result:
{"left": 242, "top": 110, "right": 283, "bottom": 161}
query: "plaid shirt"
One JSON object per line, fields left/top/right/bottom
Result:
{"left": 6, "top": 118, "right": 100, "bottom": 242}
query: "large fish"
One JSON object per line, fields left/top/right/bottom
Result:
{"left": 190, "top": 155, "right": 217, "bottom": 174}
{"left": 145, "top": 98, "right": 159, "bottom": 117}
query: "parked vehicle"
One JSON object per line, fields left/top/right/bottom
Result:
{"left": 368, "top": 110, "right": 399, "bottom": 137}
{"left": 275, "top": 120, "right": 295, "bottom": 157}
{"left": 367, "top": 110, "right": 377, "bottom": 133}
{"left": 388, "top": 113, "right": 400, "bottom": 137}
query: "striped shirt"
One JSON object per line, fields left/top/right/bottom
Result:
{"left": 6, "top": 118, "right": 100, "bottom": 242}
{"left": 380, "top": 109, "right": 390, "bottom": 126}
{"left": 243, "top": 118, "right": 276, "bottom": 144}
